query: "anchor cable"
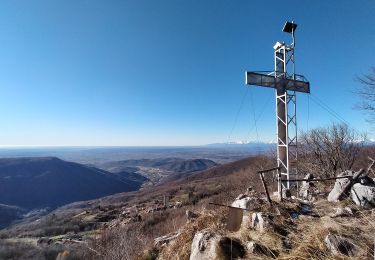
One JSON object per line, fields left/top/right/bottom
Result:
{"left": 249, "top": 89, "right": 260, "bottom": 142}
{"left": 245, "top": 93, "right": 273, "bottom": 142}
{"left": 227, "top": 87, "right": 249, "bottom": 143}
{"left": 309, "top": 93, "right": 363, "bottom": 135}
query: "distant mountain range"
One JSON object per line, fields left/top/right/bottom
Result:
{"left": 0, "top": 157, "right": 145, "bottom": 227}
{"left": 206, "top": 141, "right": 275, "bottom": 149}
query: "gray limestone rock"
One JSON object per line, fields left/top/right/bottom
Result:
{"left": 154, "top": 232, "right": 180, "bottom": 248}
{"left": 325, "top": 233, "right": 356, "bottom": 257}
{"left": 351, "top": 183, "right": 375, "bottom": 208}
{"left": 189, "top": 230, "right": 219, "bottom": 260}
{"left": 251, "top": 212, "right": 272, "bottom": 232}
{"left": 330, "top": 207, "right": 353, "bottom": 218}
{"left": 327, "top": 171, "right": 354, "bottom": 202}
{"left": 231, "top": 194, "right": 252, "bottom": 210}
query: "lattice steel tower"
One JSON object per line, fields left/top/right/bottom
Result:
{"left": 245, "top": 21, "right": 310, "bottom": 190}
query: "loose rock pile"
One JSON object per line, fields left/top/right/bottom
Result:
{"left": 160, "top": 159, "right": 375, "bottom": 259}
{"left": 328, "top": 167, "right": 375, "bottom": 208}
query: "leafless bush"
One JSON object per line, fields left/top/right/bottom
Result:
{"left": 353, "top": 145, "right": 375, "bottom": 171}
{"left": 299, "top": 123, "right": 363, "bottom": 178}
{"left": 141, "top": 208, "right": 186, "bottom": 237}
{"left": 0, "top": 240, "right": 43, "bottom": 259}
{"left": 91, "top": 208, "right": 187, "bottom": 260}
{"left": 0, "top": 240, "right": 89, "bottom": 260}
{"left": 356, "top": 67, "right": 375, "bottom": 122}
{"left": 92, "top": 223, "right": 153, "bottom": 260}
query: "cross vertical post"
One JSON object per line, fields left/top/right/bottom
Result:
{"left": 245, "top": 21, "right": 310, "bottom": 191}
{"left": 274, "top": 41, "right": 298, "bottom": 190}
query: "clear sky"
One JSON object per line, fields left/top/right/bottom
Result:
{"left": 0, "top": 0, "right": 374, "bottom": 146}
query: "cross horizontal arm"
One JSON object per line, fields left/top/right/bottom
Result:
{"left": 245, "top": 71, "right": 310, "bottom": 93}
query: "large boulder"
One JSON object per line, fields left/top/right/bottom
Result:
{"left": 327, "top": 171, "right": 354, "bottom": 202}
{"left": 231, "top": 194, "right": 252, "bottom": 209}
{"left": 359, "top": 176, "right": 375, "bottom": 186}
{"left": 189, "top": 230, "right": 219, "bottom": 260}
{"left": 351, "top": 183, "right": 375, "bottom": 208}
{"left": 325, "top": 233, "right": 356, "bottom": 257}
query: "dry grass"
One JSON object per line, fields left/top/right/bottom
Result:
{"left": 157, "top": 195, "right": 375, "bottom": 260}
{"left": 158, "top": 207, "right": 227, "bottom": 260}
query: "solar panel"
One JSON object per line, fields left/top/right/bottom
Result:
{"left": 282, "top": 21, "right": 297, "bottom": 33}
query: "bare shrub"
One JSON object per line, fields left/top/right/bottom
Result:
{"left": 0, "top": 240, "right": 43, "bottom": 259}
{"left": 141, "top": 208, "right": 186, "bottom": 237}
{"left": 91, "top": 208, "right": 187, "bottom": 260}
{"left": 0, "top": 240, "right": 89, "bottom": 260}
{"left": 353, "top": 145, "right": 375, "bottom": 171}
{"left": 92, "top": 223, "right": 153, "bottom": 260}
{"left": 356, "top": 67, "right": 375, "bottom": 122}
{"left": 299, "top": 123, "right": 363, "bottom": 178}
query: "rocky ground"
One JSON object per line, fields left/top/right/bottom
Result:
{"left": 152, "top": 165, "right": 375, "bottom": 260}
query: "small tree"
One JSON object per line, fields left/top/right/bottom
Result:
{"left": 299, "top": 124, "right": 363, "bottom": 178}
{"left": 356, "top": 67, "right": 375, "bottom": 122}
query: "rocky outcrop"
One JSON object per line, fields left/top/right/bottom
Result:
{"left": 189, "top": 230, "right": 219, "bottom": 260}
{"left": 189, "top": 232, "right": 246, "bottom": 260}
{"left": 154, "top": 232, "right": 180, "bottom": 248}
{"left": 351, "top": 183, "right": 375, "bottom": 208}
{"left": 327, "top": 165, "right": 375, "bottom": 208}
{"left": 327, "top": 171, "right": 353, "bottom": 202}
{"left": 231, "top": 194, "right": 252, "bottom": 209}
{"left": 325, "top": 233, "right": 357, "bottom": 257}
{"left": 231, "top": 192, "right": 268, "bottom": 211}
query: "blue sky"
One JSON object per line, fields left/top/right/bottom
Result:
{"left": 0, "top": 0, "right": 374, "bottom": 146}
